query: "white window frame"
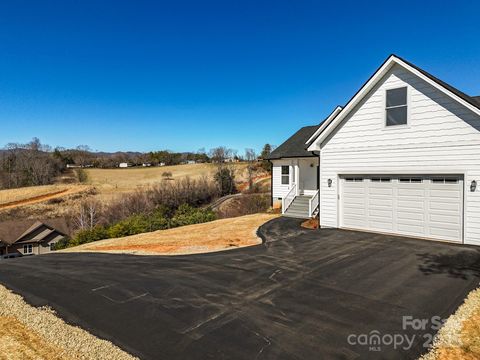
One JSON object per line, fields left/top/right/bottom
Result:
{"left": 23, "top": 244, "right": 33, "bottom": 254}
{"left": 384, "top": 86, "right": 409, "bottom": 127}
{"left": 281, "top": 165, "right": 290, "bottom": 185}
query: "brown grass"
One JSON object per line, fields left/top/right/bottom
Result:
{"left": 0, "top": 316, "right": 72, "bottom": 360}
{"left": 0, "top": 185, "right": 91, "bottom": 210}
{"left": 63, "top": 213, "right": 277, "bottom": 255}
{"left": 421, "top": 288, "right": 480, "bottom": 360}
{"left": 0, "top": 185, "right": 68, "bottom": 205}
{"left": 0, "top": 285, "right": 137, "bottom": 360}
{"left": 86, "top": 163, "right": 249, "bottom": 200}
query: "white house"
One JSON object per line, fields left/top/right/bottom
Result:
{"left": 268, "top": 55, "right": 480, "bottom": 246}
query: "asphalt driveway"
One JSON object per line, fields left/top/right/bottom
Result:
{"left": 1, "top": 217, "right": 480, "bottom": 359}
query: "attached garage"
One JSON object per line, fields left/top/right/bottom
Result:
{"left": 340, "top": 175, "right": 463, "bottom": 243}
{"left": 305, "top": 55, "right": 480, "bottom": 246}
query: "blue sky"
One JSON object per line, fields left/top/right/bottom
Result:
{"left": 0, "top": 0, "right": 479, "bottom": 153}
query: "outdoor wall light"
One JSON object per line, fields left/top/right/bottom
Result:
{"left": 471, "top": 180, "right": 477, "bottom": 192}
{"left": 327, "top": 179, "right": 333, "bottom": 187}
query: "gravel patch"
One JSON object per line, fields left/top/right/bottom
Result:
{"left": 0, "top": 284, "right": 137, "bottom": 360}
{"left": 420, "top": 288, "right": 480, "bottom": 359}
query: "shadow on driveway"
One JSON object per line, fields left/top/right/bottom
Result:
{"left": 1, "top": 217, "right": 479, "bottom": 360}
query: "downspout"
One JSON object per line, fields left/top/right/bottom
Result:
{"left": 311, "top": 150, "right": 320, "bottom": 227}
{"left": 269, "top": 160, "right": 273, "bottom": 207}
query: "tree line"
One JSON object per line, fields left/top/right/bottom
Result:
{"left": 0, "top": 138, "right": 274, "bottom": 190}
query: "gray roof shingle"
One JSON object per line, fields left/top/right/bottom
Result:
{"left": 266, "top": 125, "right": 319, "bottom": 160}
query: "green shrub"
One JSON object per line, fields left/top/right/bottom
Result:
{"left": 214, "top": 167, "right": 236, "bottom": 196}
{"left": 108, "top": 214, "right": 150, "bottom": 238}
{"left": 68, "top": 204, "right": 216, "bottom": 248}
{"left": 54, "top": 237, "right": 70, "bottom": 250}
{"left": 71, "top": 226, "right": 109, "bottom": 246}
{"left": 75, "top": 168, "right": 89, "bottom": 183}
{"left": 170, "top": 204, "right": 216, "bottom": 227}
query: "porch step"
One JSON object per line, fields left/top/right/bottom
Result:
{"left": 283, "top": 196, "right": 311, "bottom": 219}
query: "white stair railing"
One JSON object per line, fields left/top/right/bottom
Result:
{"left": 308, "top": 190, "right": 319, "bottom": 218}
{"left": 282, "top": 183, "right": 297, "bottom": 214}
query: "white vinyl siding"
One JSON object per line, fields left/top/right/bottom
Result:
{"left": 272, "top": 158, "right": 319, "bottom": 198}
{"left": 272, "top": 160, "right": 294, "bottom": 198}
{"left": 319, "top": 64, "right": 480, "bottom": 245}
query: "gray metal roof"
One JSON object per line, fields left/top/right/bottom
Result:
{"left": 266, "top": 125, "right": 319, "bottom": 160}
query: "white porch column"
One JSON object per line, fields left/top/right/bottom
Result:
{"left": 295, "top": 160, "right": 299, "bottom": 196}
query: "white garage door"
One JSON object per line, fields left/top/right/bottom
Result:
{"left": 340, "top": 175, "right": 463, "bottom": 243}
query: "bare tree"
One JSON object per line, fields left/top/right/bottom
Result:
{"left": 0, "top": 138, "right": 63, "bottom": 189}
{"left": 210, "top": 146, "right": 237, "bottom": 195}
{"left": 245, "top": 148, "right": 257, "bottom": 191}
{"left": 71, "top": 199, "right": 103, "bottom": 231}
{"left": 74, "top": 145, "right": 92, "bottom": 167}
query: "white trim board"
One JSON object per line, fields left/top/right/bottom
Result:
{"left": 305, "top": 106, "right": 343, "bottom": 149}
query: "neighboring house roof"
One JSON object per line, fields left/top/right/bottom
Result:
{"left": 0, "top": 218, "right": 69, "bottom": 246}
{"left": 266, "top": 125, "right": 319, "bottom": 160}
{"left": 308, "top": 54, "right": 480, "bottom": 150}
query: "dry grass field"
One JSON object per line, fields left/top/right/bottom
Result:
{"left": 0, "top": 285, "right": 137, "bottom": 360}
{"left": 86, "top": 162, "right": 249, "bottom": 200}
{"left": 0, "top": 185, "right": 68, "bottom": 205}
{"left": 0, "top": 185, "right": 90, "bottom": 210}
{"left": 63, "top": 213, "right": 277, "bottom": 255}
{"left": 0, "top": 162, "right": 267, "bottom": 220}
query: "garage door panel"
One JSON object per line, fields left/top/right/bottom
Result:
{"left": 341, "top": 175, "right": 463, "bottom": 243}
{"left": 430, "top": 201, "right": 461, "bottom": 211}
{"left": 397, "top": 223, "right": 426, "bottom": 235}
{"left": 429, "top": 227, "right": 461, "bottom": 239}
{"left": 369, "top": 199, "right": 394, "bottom": 208}
{"left": 398, "top": 188, "right": 425, "bottom": 197}
{"left": 397, "top": 211, "right": 425, "bottom": 221}
{"left": 343, "top": 209, "right": 365, "bottom": 217}
{"left": 430, "top": 190, "right": 461, "bottom": 199}
{"left": 397, "top": 200, "right": 424, "bottom": 210}
{"left": 342, "top": 216, "right": 367, "bottom": 228}
{"left": 368, "top": 188, "right": 394, "bottom": 195}
{"left": 368, "top": 209, "right": 393, "bottom": 218}
{"left": 429, "top": 214, "right": 461, "bottom": 224}
{"left": 369, "top": 220, "right": 394, "bottom": 231}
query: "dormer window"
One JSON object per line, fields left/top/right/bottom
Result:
{"left": 386, "top": 87, "right": 408, "bottom": 126}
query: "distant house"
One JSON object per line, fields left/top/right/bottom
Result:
{"left": 119, "top": 163, "right": 130, "bottom": 168}
{"left": 0, "top": 219, "right": 69, "bottom": 257}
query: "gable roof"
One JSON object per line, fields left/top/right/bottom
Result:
{"left": 473, "top": 96, "right": 480, "bottom": 106}
{"left": 0, "top": 218, "right": 69, "bottom": 246}
{"left": 305, "top": 106, "right": 343, "bottom": 145}
{"left": 308, "top": 54, "right": 480, "bottom": 150}
{"left": 266, "top": 125, "right": 319, "bottom": 160}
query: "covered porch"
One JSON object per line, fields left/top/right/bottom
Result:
{"left": 271, "top": 157, "right": 319, "bottom": 218}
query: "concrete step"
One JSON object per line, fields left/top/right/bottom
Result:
{"left": 283, "top": 213, "right": 310, "bottom": 219}
{"left": 285, "top": 209, "right": 309, "bottom": 216}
